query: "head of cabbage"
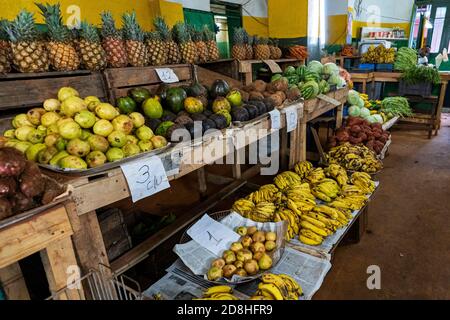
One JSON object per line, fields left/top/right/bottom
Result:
{"left": 306, "top": 60, "right": 323, "bottom": 75}
{"left": 348, "top": 106, "right": 361, "bottom": 117}
{"left": 347, "top": 90, "right": 361, "bottom": 105}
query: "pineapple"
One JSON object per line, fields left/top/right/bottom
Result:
{"left": 231, "top": 27, "right": 247, "bottom": 60}
{"left": 244, "top": 31, "right": 253, "bottom": 60}
{"left": 36, "top": 3, "right": 80, "bottom": 71}
{"left": 5, "top": 10, "right": 49, "bottom": 73}
{"left": 100, "top": 11, "right": 128, "bottom": 68}
{"left": 173, "top": 22, "right": 198, "bottom": 64}
{"left": 122, "top": 12, "right": 148, "bottom": 67}
{"left": 0, "top": 19, "right": 11, "bottom": 73}
{"left": 145, "top": 31, "right": 168, "bottom": 66}
{"left": 190, "top": 26, "right": 208, "bottom": 63}
{"left": 153, "top": 16, "right": 180, "bottom": 64}
{"left": 272, "top": 39, "right": 282, "bottom": 59}
{"left": 254, "top": 36, "right": 271, "bottom": 60}
{"left": 203, "top": 25, "right": 219, "bottom": 61}
{"left": 268, "top": 38, "right": 276, "bottom": 59}
{"left": 78, "top": 21, "right": 107, "bottom": 71}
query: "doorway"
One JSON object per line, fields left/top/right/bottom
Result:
{"left": 211, "top": 1, "right": 243, "bottom": 59}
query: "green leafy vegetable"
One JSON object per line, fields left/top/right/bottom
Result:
{"left": 381, "top": 97, "right": 413, "bottom": 117}
{"left": 394, "top": 47, "right": 417, "bottom": 71}
{"left": 401, "top": 65, "right": 441, "bottom": 85}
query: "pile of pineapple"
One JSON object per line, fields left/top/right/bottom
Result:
{"left": 0, "top": 2, "right": 221, "bottom": 74}
{"left": 231, "top": 27, "right": 282, "bottom": 61}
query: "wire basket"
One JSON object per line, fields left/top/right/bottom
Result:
{"left": 46, "top": 264, "right": 142, "bottom": 300}
{"left": 179, "top": 210, "right": 286, "bottom": 286}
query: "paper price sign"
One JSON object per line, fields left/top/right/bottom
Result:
{"left": 284, "top": 105, "right": 298, "bottom": 133}
{"left": 269, "top": 109, "right": 281, "bottom": 130}
{"left": 155, "top": 68, "right": 179, "bottom": 83}
{"left": 121, "top": 156, "right": 170, "bottom": 202}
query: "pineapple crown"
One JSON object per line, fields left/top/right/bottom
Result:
{"left": 79, "top": 21, "right": 101, "bottom": 43}
{"left": 122, "top": 11, "right": 144, "bottom": 42}
{"left": 100, "top": 11, "right": 122, "bottom": 40}
{"left": 35, "top": 2, "right": 72, "bottom": 42}
{"left": 145, "top": 31, "right": 161, "bottom": 41}
{"left": 189, "top": 25, "right": 203, "bottom": 42}
{"left": 255, "top": 36, "right": 268, "bottom": 45}
{"left": 4, "top": 10, "right": 39, "bottom": 43}
{"left": 173, "top": 21, "right": 191, "bottom": 44}
{"left": 0, "top": 19, "right": 10, "bottom": 41}
{"left": 202, "top": 25, "right": 215, "bottom": 42}
{"left": 233, "top": 27, "right": 245, "bottom": 46}
{"left": 153, "top": 16, "right": 172, "bottom": 41}
{"left": 247, "top": 34, "right": 254, "bottom": 46}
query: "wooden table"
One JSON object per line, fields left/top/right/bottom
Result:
{"left": 238, "top": 58, "right": 305, "bottom": 85}
{"left": 336, "top": 55, "right": 361, "bottom": 68}
{"left": 197, "top": 59, "right": 239, "bottom": 80}
{"left": 349, "top": 72, "right": 374, "bottom": 94}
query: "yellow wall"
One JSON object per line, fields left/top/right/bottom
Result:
{"left": 327, "top": 14, "right": 347, "bottom": 45}
{"left": 0, "top": 0, "right": 183, "bottom": 30}
{"left": 243, "top": 16, "right": 269, "bottom": 37}
{"left": 268, "top": 0, "right": 308, "bottom": 38}
{"left": 352, "top": 21, "right": 411, "bottom": 38}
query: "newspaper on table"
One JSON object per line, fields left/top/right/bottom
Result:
{"left": 173, "top": 212, "right": 287, "bottom": 283}
{"left": 287, "top": 182, "right": 380, "bottom": 256}
{"left": 144, "top": 247, "right": 331, "bottom": 300}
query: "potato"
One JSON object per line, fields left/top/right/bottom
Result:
{"left": 253, "top": 80, "right": 267, "bottom": 93}
{"left": 268, "top": 93, "right": 284, "bottom": 107}
{"left": 249, "top": 91, "right": 265, "bottom": 101}
{"left": 0, "top": 177, "right": 17, "bottom": 197}
{"left": 10, "top": 192, "right": 35, "bottom": 213}
{"left": 0, "top": 197, "right": 13, "bottom": 220}
{"left": 275, "top": 91, "right": 287, "bottom": 101}
{"left": 41, "top": 177, "right": 65, "bottom": 205}
{"left": 20, "top": 162, "right": 44, "bottom": 198}
{"left": 0, "top": 147, "right": 27, "bottom": 177}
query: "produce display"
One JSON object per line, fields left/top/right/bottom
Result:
{"left": 231, "top": 27, "right": 282, "bottom": 61}
{"left": 286, "top": 45, "right": 308, "bottom": 60}
{"left": 207, "top": 226, "right": 277, "bottom": 281}
{"left": 241, "top": 78, "right": 297, "bottom": 110}
{"left": 1, "top": 87, "right": 168, "bottom": 170}
{"left": 325, "top": 143, "right": 383, "bottom": 173}
{"left": 0, "top": 147, "right": 65, "bottom": 220}
{"left": 347, "top": 90, "right": 386, "bottom": 124}
{"left": 401, "top": 64, "right": 441, "bottom": 85}
{"left": 232, "top": 161, "right": 375, "bottom": 245}
{"left": 0, "top": 3, "right": 221, "bottom": 74}
{"left": 327, "top": 117, "right": 390, "bottom": 154}
{"left": 197, "top": 273, "right": 303, "bottom": 300}
{"left": 380, "top": 97, "right": 413, "bottom": 118}
{"left": 361, "top": 45, "right": 395, "bottom": 64}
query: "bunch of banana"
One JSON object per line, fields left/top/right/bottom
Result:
{"left": 326, "top": 143, "right": 382, "bottom": 174}
{"left": 330, "top": 195, "right": 367, "bottom": 211}
{"left": 232, "top": 199, "right": 255, "bottom": 217}
{"left": 260, "top": 184, "right": 279, "bottom": 194}
{"left": 197, "top": 286, "right": 239, "bottom": 300}
{"left": 294, "top": 161, "right": 313, "bottom": 179}
{"left": 252, "top": 274, "right": 303, "bottom": 300}
{"left": 247, "top": 188, "right": 276, "bottom": 204}
{"left": 350, "top": 172, "right": 376, "bottom": 194}
{"left": 274, "top": 208, "right": 299, "bottom": 240}
{"left": 306, "top": 168, "right": 326, "bottom": 185}
{"left": 341, "top": 184, "right": 366, "bottom": 196}
{"left": 287, "top": 197, "right": 315, "bottom": 214}
{"left": 286, "top": 183, "right": 315, "bottom": 201}
{"left": 274, "top": 171, "right": 301, "bottom": 190}
{"left": 250, "top": 202, "right": 277, "bottom": 222}
{"left": 315, "top": 179, "right": 340, "bottom": 199}
{"left": 324, "top": 164, "right": 349, "bottom": 187}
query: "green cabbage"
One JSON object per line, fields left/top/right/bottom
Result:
{"left": 307, "top": 60, "right": 323, "bottom": 75}
{"left": 356, "top": 97, "right": 365, "bottom": 108}
{"left": 359, "top": 107, "right": 371, "bottom": 118}
{"left": 337, "top": 77, "right": 346, "bottom": 88}
{"left": 328, "top": 74, "right": 341, "bottom": 86}
{"left": 323, "top": 63, "right": 340, "bottom": 77}
{"left": 348, "top": 106, "right": 361, "bottom": 117}
{"left": 372, "top": 114, "right": 384, "bottom": 124}
{"left": 347, "top": 90, "right": 361, "bottom": 105}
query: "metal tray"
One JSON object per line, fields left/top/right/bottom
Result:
{"left": 39, "top": 143, "right": 173, "bottom": 176}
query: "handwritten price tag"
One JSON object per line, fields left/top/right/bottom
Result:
{"left": 269, "top": 109, "right": 281, "bottom": 130}
{"left": 187, "top": 215, "right": 241, "bottom": 256}
{"left": 121, "top": 156, "right": 170, "bottom": 202}
{"left": 284, "top": 105, "right": 298, "bottom": 133}
{"left": 155, "top": 68, "right": 179, "bottom": 83}
{"left": 317, "top": 94, "right": 341, "bottom": 106}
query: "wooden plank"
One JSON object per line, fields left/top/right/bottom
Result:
{"left": 105, "top": 64, "right": 192, "bottom": 88}
{"left": 0, "top": 73, "right": 106, "bottom": 110}
{"left": 0, "top": 70, "right": 91, "bottom": 80}
{"left": 0, "top": 205, "right": 73, "bottom": 269}
{"left": 197, "top": 66, "right": 241, "bottom": 88}
{"left": 110, "top": 179, "right": 247, "bottom": 274}
{"left": 0, "top": 263, "right": 30, "bottom": 300}
{"left": 41, "top": 236, "right": 82, "bottom": 300}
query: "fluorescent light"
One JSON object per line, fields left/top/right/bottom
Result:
{"left": 425, "top": 19, "right": 433, "bottom": 29}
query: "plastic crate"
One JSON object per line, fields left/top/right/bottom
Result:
{"left": 376, "top": 63, "right": 394, "bottom": 72}
{"left": 399, "top": 81, "right": 432, "bottom": 97}
{"left": 358, "top": 63, "right": 375, "bottom": 71}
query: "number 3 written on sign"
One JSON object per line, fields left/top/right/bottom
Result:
{"left": 136, "top": 164, "right": 165, "bottom": 191}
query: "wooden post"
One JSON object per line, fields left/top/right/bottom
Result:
{"left": 336, "top": 104, "right": 344, "bottom": 128}
{"left": 0, "top": 263, "right": 30, "bottom": 300}
{"left": 197, "top": 167, "right": 208, "bottom": 198}
{"left": 298, "top": 118, "right": 308, "bottom": 162}
{"left": 436, "top": 79, "right": 448, "bottom": 132}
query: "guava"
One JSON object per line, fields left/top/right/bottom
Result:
{"left": 126, "top": 135, "right": 139, "bottom": 145}
{"left": 136, "top": 125, "right": 154, "bottom": 141}
{"left": 129, "top": 112, "right": 145, "bottom": 128}
{"left": 112, "top": 115, "right": 133, "bottom": 134}
{"left": 86, "top": 151, "right": 107, "bottom": 168}
{"left": 27, "top": 128, "right": 45, "bottom": 144}
{"left": 59, "top": 155, "right": 88, "bottom": 169}
{"left": 37, "top": 146, "right": 58, "bottom": 164}
{"left": 58, "top": 121, "right": 82, "bottom": 140}
{"left": 55, "top": 137, "right": 68, "bottom": 151}
{"left": 3, "top": 129, "right": 15, "bottom": 139}
{"left": 75, "top": 110, "right": 96, "bottom": 129}
{"left": 12, "top": 114, "right": 34, "bottom": 128}
{"left": 84, "top": 96, "right": 100, "bottom": 106}
{"left": 138, "top": 140, "right": 154, "bottom": 152}
{"left": 87, "top": 100, "right": 101, "bottom": 112}
{"left": 79, "top": 129, "right": 92, "bottom": 141}
{"left": 15, "top": 126, "right": 35, "bottom": 141}
{"left": 25, "top": 143, "right": 46, "bottom": 161}
{"left": 122, "top": 143, "right": 141, "bottom": 157}
{"left": 95, "top": 103, "right": 119, "bottom": 120}
{"left": 106, "top": 148, "right": 125, "bottom": 162}
{"left": 58, "top": 87, "right": 79, "bottom": 102}
{"left": 14, "top": 141, "right": 32, "bottom": 154}
{"left": 27, "top": 108, "right": 46, "bottom": 126}
{"left": 47, "top": 123, "right": 60, "bottom": 135}
{"left": 61, "top": 96, "right": 87, "bottom": 117}
{"left": 150, "top": 135, "right": 168, "bottom": 149}
{"left": 93, "top": 119, "right": 114, "bottom": 137}
{"left": 142, "top": 97, "right": 163, "bottom": 119}
{"left": 37, "top": 125, "right": 47, "bottom": 135}
{"left": 107, "top": 131, "right": 127, "bottom": 148}
{"left": 45, "top": 133, "right": 60, "bottom": 147}
{"left": 43, "top": 98, "right": 61, "bottom": 111}
{"left": 57, "top": 117, "right": 74, "bottom": 127}
{"left": 88, "top": 135, "right": 109, "bottom": 153}
{"left": 67, "top": 138, "right": 91, "bottom": 157}
{"left": 50, "top": 151, "right": 69, "bottom": 166}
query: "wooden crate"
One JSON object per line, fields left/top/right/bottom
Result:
{"left": 103, "top": 64, "right": 194, "bottom": 102}
{"left": 98, "top": 208, "right": 132, "bottom": 261}
{"left": 0, "top": 71, "right": 107, "bottom": 111}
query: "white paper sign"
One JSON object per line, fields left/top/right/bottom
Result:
{"left": 121, "top": 156, "right": 170, "bottom": 202}
{"left": 155, "top": 68, "right": 179, "bottom": 83}
{"left": 317, "top": 94, "right": 341, "bottom": 106}
{"left": 269, "top": 109, "right": 281, "bottom": 130}
{"left": 284, "top": 105, "right": 298, "bottom": 133}
{"left": 187, "top": 215, "right": 241, "bottom": 256}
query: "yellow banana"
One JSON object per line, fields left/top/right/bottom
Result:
{"left": 301, "top": 215, "right": 327, "bottom": 229}
{"left": 278, "top": 274, "right": 303, "bottom": 297}
{"left": 299, "top": 234, "right": 323, "bottom": 246}
{"left": 258, "top": 283, "right": 284, "bottom": 300}
{"left": 300, "top": 228, "right": 324, "bottom": 242}
{"left": 204, "top": 285, "right": 233, "bottom": 297}
{"left": 300, "top": 220, "right": 328, "bottom": 237}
